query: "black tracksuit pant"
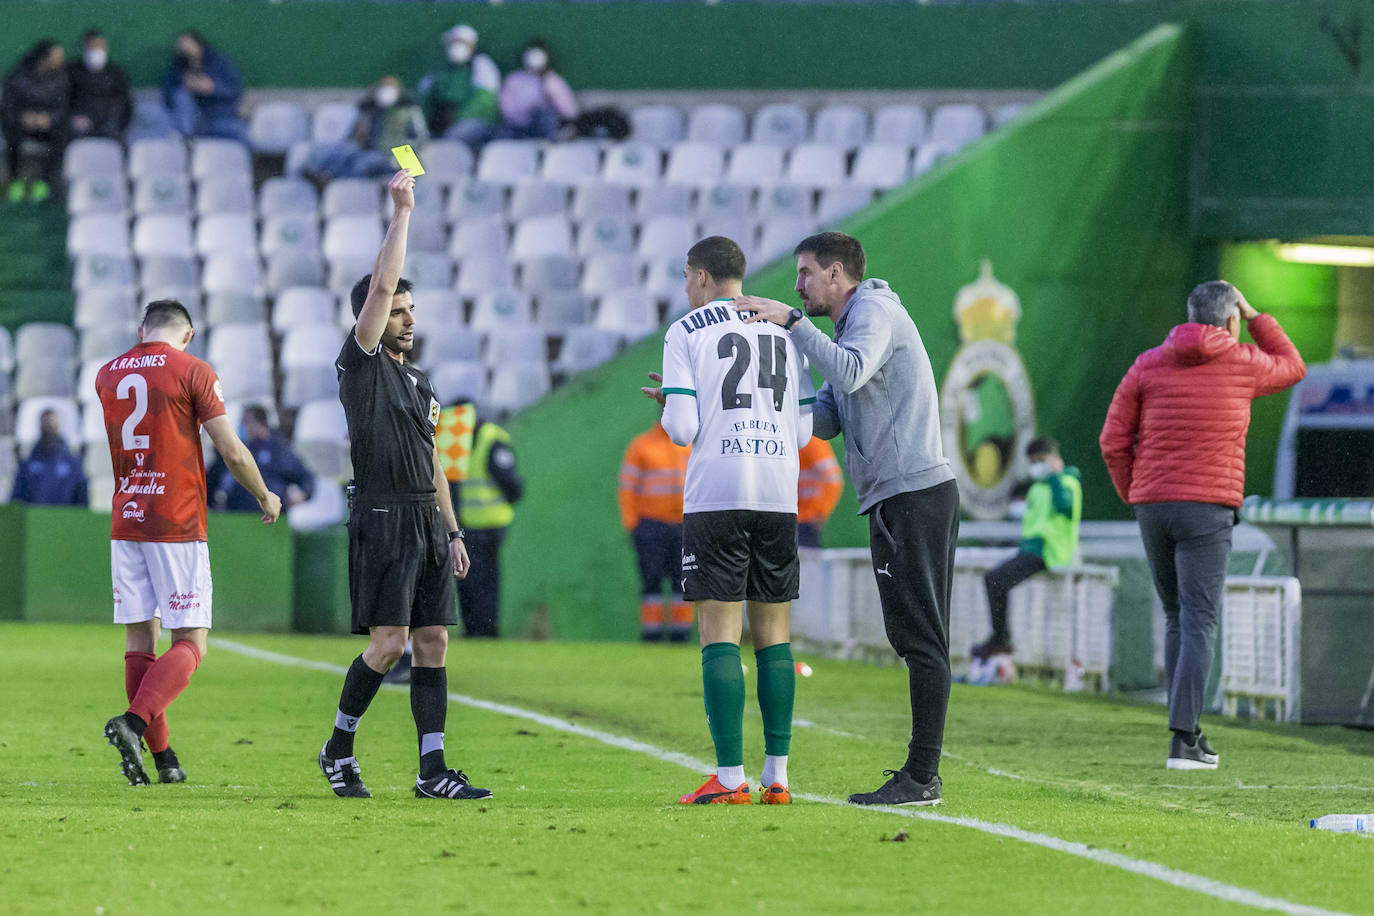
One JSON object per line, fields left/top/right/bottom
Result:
{"left": 868, "top": 479, "right": 961, "bottom": 780}
{"left": 984, "top": 550, "right": 1047, "bottom": 643}
{"left": 458, "top": 527, "right": 505, "bottom": 638}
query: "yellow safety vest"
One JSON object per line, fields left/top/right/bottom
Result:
{"left": 460, "top": 422, "right": 515, "bottom": 530}
{"left": 435, "top": 403, "right": 477, "bottom": 482}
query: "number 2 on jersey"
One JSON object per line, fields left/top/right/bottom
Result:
{"left": 717, "top": 332, "right": 788, "bottom": 411}
{"left": 117, "top": 373, "right": 150, "bottom": 450}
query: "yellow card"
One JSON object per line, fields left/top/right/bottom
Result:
{"left": 391, "top": 144, "right": 425, "bottom": 176}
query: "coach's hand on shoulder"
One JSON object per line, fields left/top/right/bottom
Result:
{"left": 641, "top": 370, "right": 666, "bottom": 406}
{"left": 733, "top": 295, "right": 790, "bottom": 326}
{"left": 259, "top": 491, "right": 283, "bottom": 524}
{"left": 450, "top": 537, "right": 470, "bottom": 579}
{"left": 388, "top": 169, "right": 416, "bottom": 213}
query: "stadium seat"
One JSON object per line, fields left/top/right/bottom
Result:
{"left": 409, "top": 287, "right": 464, "bottom": 325}
{"left": 418, "top": 140, "right": 475, "bottom": 184}
{"left": 551, "top": 326, "right": 621, "bottom": 376}
{"left": 756, "top": 218, "right": 818, "bottom": 265}
{"left": 195, "top": 213, "right": 258, "bottom": 259}
{"left": 697, "top": 183, "right": 751, "bottom": 224}
{"left": 74, "top": 287, "right": 139, "bottom": 331}
{"left": 816, "top": 186, "right": 874, "bottom": 224}
{"left": 139, "top": 254, "right": 198, "bottom": 291}
{"left": 293, "top": 398, "right": 351, "bottom": 479}
{"left": 190, "top": 139, "right": 251, "bottom": 183}
{"left": 81, "top": 401, "right": 111, "bottom": 449}
{"left": 850, "top": 145, "right": 912, "bottom": 190}
{"left": 470, "top": 289, "right": 534, "bottom": 331}
{"left": 206, "top": 291, "right": 267, "bottom": 326}
{"left": 128, "top": 138, "right": 187, "bottom": 181}
{"left": 311, "top": 102, "right": 358, "bottom": 144}
{"left": 207, "top": 322, "right": 274, "bottom": 401}
{"left": 446, "top": 177, "right": 506, "bottom": 222}
{"left": 73, "top": 254, "right": 136, "bottom": 292}
{"left": 509, "top": 181, "right": 571, "bottom": 222}
{"left": 76, "top": 359, "right": 108, "bottom": 407}
{"left": 259, "top": 177, "right": 319, "bottom": 218}
{"left": 68, "top": 213, "right": 131, "bottom": 259}
{"left": 751, "top": 103, "right": 809, "bottom": 147}
{"left": 476, "top": 140, "right": 541, "bottom": 184}
{"left": 511, "top": 215, "right": 575, "bottom": 261}
{"left": 328, "top": 254, "right": 377, "bottom": 297}
{"left": 571, "top": 182, "right": 632, "bottom": 221}
{"left": 537, "top": 291, "right": 594, "bottom": 332}
{"left": 261, "top": 214, "right": 323, "bottom": 258}
{"left": 519, "top": 255, "right": 579, "bottom": 294}
{"left": 132, "top": 175, "right": 191, "bottom": 216}
{"left": 202, "top": 255, "right": 264, "bottom": 296}
{"left": 197, "top": 175, "right": 255, "bottom": 216}
{"left": 635, "top": 182, "right": 691, "bottom": 221}
{"left": 449, "top": 216, "right": 510, "bottom": 261}
{"left": 401, "top": 209, "right": 449, "bottom": 253}
{"left": 323, "top": 215, "right": 384, "bottom": 261}
{"left": 322, "top": 179, "right": 381, "bottom": 219}
{"left": 428, "top": 360, "right": 487, "bottom": 406}
{"left": 398, "top": 251, "right": 451, "bottom": 289}
{"left": 485, "top": 363, "right": 550, "bottom": 414}
{"left": 929, "top": 103, "right": 986, "bottom": 147}
{"left": 67, "top": 175, "right": 128, "bottom": 216}
{"left": 266, "top": 252, "right": 326, "bottom": 294}
{"left": 992, "top": 102, "right": 1029, "bottom": 127}
{"left": 417, "top": 314, "right": 481, "bottom": 364}
{"left": 282, "top": 366, "right": 341, "bottom": 410}
{"left": 786, "top": 143, "right": 848, "bottom": 188}
{"left": 0, "top": 438, "right": 15, "bottom": 503}
{"left": 756, "top": 183, "right": 812, "bottom": 222}
{"left": 15, "top": 397, "right": 79, "bottom": 453}
{"left": 913, "top": 140, "right": 965, "bottom": 176}
{"left": 812, "top": 104, "right": 869, "bottom": 150}
{"left": 249, "top": 101, "right": 310, "bottom": 154}
{"left": 79, "top": 323, "right": 137, "bottom": 363}
{"left": 637, "top": 216, "right": 695, "bottom": 259}
{"left": 602, "top": 142, "right": 663, "bottom": 187}
{"left": 455, "top": 251, "right": 516, "bottom": 297}
{"left": 595, "top": 290, "right": 660, "bottom": 342}
{"left": 576, "top": 215, "right": 635, "bottom": 257}
{"left": 0, "top": 327, "right": 12, "bottom": 374}
{"left": 126, "top": 98, "right": 176, "bottom": 142}
{"left": 630, "top": 104, "right": 685, "bottom": 147}
{"left": 63, "top": 137, "right": 124, "bottom": 181}
{"left": 286, "top": 476, "right": 347, "bottom": 531}
{"left": 871, "top": 103, "right": 927, "bottom": 147}
{"left": 696, "top": 215, "right": 752, "bottom": 258}
{"left": 272, "top": 287, "right": 336, "bottom": 332}
{"left": 665, "top": 141, "right": 725, "bottom": 184}
{"left": 581, "top": 253, "right": 639, "bottom": 297}
{"left": 282, "top": 140, "right": 313, "bottom": 178}
{"left": 541, "top": 142, "right": 601, "bottom": 183}
{"left": 641, "top": 255, "right": 689, "bottom": 302}
{"left": 132, "top": 214, "right": 194, "bottom": 260}
{"left": 18, "top": 323, "right": 78, "bottom": 364}
{"left": 484, "top": 324, "right": 547, "bottom": 368}
{"left": 725, "top": 144, "right": 784, "bottom": 185}
{"left": 15, "top": 358, "right": 76, "bottom": 400}
{"left": 687, "top": 104, "right": 747, "bottom": 146}
{"left": 280, "top": 322, "right": 342, "bottom": 406}
{"left": 141, "top": 287, "right": 204, "bottom": 323}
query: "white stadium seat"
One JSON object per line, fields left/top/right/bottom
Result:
{"left": 519, "top": 254, "right": 579, "bottom": 294}
{"left": 17, "top": 323, "right": 77, "bottom": 364}
{"left": 428, "top": 360, "right": 487, "bottom": 406}
{"left": 871, "top": 103, "right": 927, "bottom": 147}
{"left": 602, "top": 142, "right": 663, "bottom": 187}
{"left": 266, "top": 252, "right": 325, "bottom": 295}
{"left": 485, "top": 363, "right": 550, "bottom": 414}
{"left": 323, "top": 215, "right": 384, "bottom": 261}
{"left": 261, "top": 214, "right": 322, "bottom": 258}
{"left": 635, "top": 183, "right": 691, "bottom": 221}
{"left": 756, "top": 218, "right": 818, "bottom": 265}
{"left": 595, "top": 290, "right": 660, "bottom": 342}
{"left": 79, "top": 323, "right": 137, "bottom": 363}
{"left": 128, "top": 138, "right": 187, "bottom": 180}
{"left": 726, "top": 144, "right": 784, "bottom": 185}
{"left": 756, "top": 183, "right": 812, "bottom": 222}
{"left": 850, "top": 145, "right": 912, "bottom": 190}
{"left": 74, "top": 288, "right": 140, "bottom": 331}
{"left": 697, "top": 183, "right": 751, "bottom": 223}
{"left": 63, "top": 138, "right": 124, "bottom": 180}
{"left": 67, "top": 175, "right": 128, "bottom": 215}
{"left": 322, "top": 179, "right": 381, "bottom": 218}
{"left": 812, "top": 104, "right": 869, "bottom": 150}
{"left": 476, "top": 140, "right": 541, "bottom": 184}
{"left": 913, "top": 140, "right": 965, "bottom": 176}
{"left": 637, "top": 216, "right": 695, "bottom": 260}
{"left": 536, "top": 291, "right": 594, "bottom": 332}
{"left": 540, "top": 142, "right": 602, "bottom": 183}
{"left": 665, "top": 141, "right": 725, "bottom": 184}
{"left": 581, "top": 253, "right": 639, "bottom": 297}
{"left": 571, "top": 182, "right": 632, "bottom": 220}
{"left": 73, "top": 254, "right": 136, "bottom": 292}
{"left": 272, "top": 287, "right": 336, "bottom": 332}
{"left": 552, "top": 326, "right": 621, "bottom": 376}
{"left": 929, "top": 103, "right": 986, "bottom": 147}
{"left": 446, "top": 178, "right": 506, "bottom": 222}
{"left": 311, "top": 102, "right": 359, "bottom": 144}
{"left": 418, "top": 140, "right": 475, "bottom": 184}
{"left": 786, "top": 143, "right": 848, "bottom": 188}
{"left": 484, "top": 324, "right": 547, "bottom": 368}
{"left": 132, "top": 175, "right": 191, "bottom": 216}
{"left": 448, "top": 216, "right": 509, "bottom": 260}
{"left": 249, "top": 101, "right": 310, "bottom": 154}
{"left": 576, "top": 215, "right": 635, "bottom": 257}
{"left": 511, "top": 215, "right": 575, "bottom": 262}
{"left": 206, "top": 291, "right": 267, "bottom": 326}
{"left": 202, "top": 255, "right": 264, "bottom": 296}
{"left": 508, "top": 181, "right": 571, "bottom": 222}
{"left": 470, "top": 290, "right": 534, "bottom": 331}
{"left": 418, "top": 315, "right": 481, "bottom": 364}
{"left": 132, "top": 214, "right": 194, "bottom": 260}
{"left": 16, "top": 397, "right": 80, "bottom": 453}
{"left": 293, "top": 398, "right": 351, "bottom": 479}
{"left": 455, "top": 251, "right": 516, "bottom": 297}
{"left": 68, "top": 213, "right": 131, "bottom": 259}
{"left": 190, "top": 138, "right": 251, "bottom": 183}
{"left": 751, "top": 103, "right": 809, "bottom": 147}
{"left": 258, "top": 177, "right": 319, "bottom": 218}
{"left": 687, "top": 103, "right": 747, "bottom": 146}
{"left": 195, "top": 213, "right": 257, "bottom": 259}
{"left": 817, "top": 186, "right": 875, "bottom": 225}
{"left": 630, "top": 104, "right": 685, "bottom": 147}
{"left": 197, "top": 176, "right": 255, "bottom": 216}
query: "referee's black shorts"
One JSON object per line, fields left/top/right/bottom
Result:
{"left": 681, "top": 510, "right": 798, "bottom": 604}
{"left": 348, "top": 496, "right": 457, "bottom": 635}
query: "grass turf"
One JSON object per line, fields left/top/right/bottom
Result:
{"left": 2, "top": 623, "right": 1371, "bottom": 914}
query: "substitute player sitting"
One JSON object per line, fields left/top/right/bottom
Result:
{"left": 645, "top": 236, "right": 814, "bottom": 804}
{"left": 98, "top": 299, "right": 282, "bottom": 786}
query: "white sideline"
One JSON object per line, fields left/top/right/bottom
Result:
{"left": 213, "top": 638, "right": 1351, "bottom": 916}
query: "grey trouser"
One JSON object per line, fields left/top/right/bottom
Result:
{"left": 1135, "top": 501, "right": 1235, "bottom": 733}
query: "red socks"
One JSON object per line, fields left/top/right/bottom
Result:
{"left": 128, "top": 641, "right": 202, "bottom": 738}
{"left": 124, "top": 651, "right": 171, "bottom": 752}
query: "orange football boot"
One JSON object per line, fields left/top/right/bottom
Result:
{"left": 758, "top": 783, "right": 791, "bottom": 804}
{"left": 678, "top": 775, "right": 752, "bottom": 805}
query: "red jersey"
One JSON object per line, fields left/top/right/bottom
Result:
{"left": 95, "top": 341, "right": 227, "bottom": 542}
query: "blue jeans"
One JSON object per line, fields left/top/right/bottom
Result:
{"left": 300, "top": 142, "right": 391, "bottom": 179}
{"left": 498, "top": 107, "right": 563, "bottom": 142}
{"left": 169, "top": 88, "right": 248, "bottom": 143}
{"left": 444, "top": 118, "right": 497, "bottom": 149}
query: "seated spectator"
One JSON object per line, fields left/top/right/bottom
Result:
{"left": 499, "top": 39, "right": 578, "bottom": 142}
{"left": 207, "top": 405, "right": 313, "bottom": 512}
{"left": 13, "top": 410, "right": 87, "bottom": 506}
{"left": 417, "top": 24, "right": 500, "bottom": 148}
{"left": 300, "top": 76, "right": 428, "bottom": 181}
{"left": 67, "top": 29, "right": 131, "bottom": 141}
{"left": 1, "top": 39, "right": 69, "bottom": 203}
{"left": 161, "top": 29, "right": 247, "bottom": 143}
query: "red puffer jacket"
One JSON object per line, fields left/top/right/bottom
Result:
{"left": 1099, "top": 314, "right": 1306, "bottom": 508}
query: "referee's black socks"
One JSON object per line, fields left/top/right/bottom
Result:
{"left": 326, "top": 655, "right": 387, "bottom": 760}
{"left": 411, "top": 666, "right": 449, "bottom": 779}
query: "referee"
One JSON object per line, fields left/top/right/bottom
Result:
{"left": 317, "top": 169, "right": 490, "bottom": 801}
{"left": 737, "top": 232, "right": 959, "bottom": 807}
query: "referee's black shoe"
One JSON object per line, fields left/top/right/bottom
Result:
{"left": 847, "top": 769, "right": 942, "bottom": 806}
{"left": 415, "top": 768, "right": 492, "bottom": 800}
{"left": 319, "top": 744, "right": 371, "bottom": 798}
{"left": 1166, "top": 731, "right": 1219, "bottom": 770}
{"left": 103, "top": 715, "right": 150, "bottom": 786}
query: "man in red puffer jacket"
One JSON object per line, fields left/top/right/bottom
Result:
{"left": 1100, "top": 281, "right": 1305, "bottom": 771}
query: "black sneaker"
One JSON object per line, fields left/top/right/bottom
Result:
{"left": 971, "top": 635, "right": 1014, "bottom": 661}
{"left": 847, "top": 769, "right": 942, "bottom": 806}
{"left": 319, "top": 744, "right": 371, "bottom": 798}
{"left": 154, "top": 748, "right": 186, "bottom": 784}
{"left": 103, "top": 715, "right": 150, "bottom": 786}
{"left": 384, "top": 651, "right": 412, "bottom": 685}
{"left": 415, "top": 768, "right": 492, "bottom": 800}
{"left": 1166, "top": 732, "right": 1219, "bottom": 770}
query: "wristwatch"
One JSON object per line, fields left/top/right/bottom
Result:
{"left": 448, "top": 528, "right": 466, "bottom": 542}
{"left": 783, "top": 307, "right": 804, "bottom": 330}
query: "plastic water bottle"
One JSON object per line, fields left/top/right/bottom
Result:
{"left": 1309, "top": 814, "right": 1372, "bottom": 833}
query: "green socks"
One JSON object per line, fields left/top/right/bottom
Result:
{"left": 701, "top": 642, "right": 745, "bottom": 768}
{"left": 755, "top": 642, "right": 795, "bottom": 757}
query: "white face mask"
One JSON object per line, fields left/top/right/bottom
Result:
{"left": 1028, "top": 461, "right": 1051, "bottom": 481}
{"left": 374, "top": 85, "right": 400, "bottom": 108}
{"left": 84, "top": 47, "right": 108, "bottom": 71}
{"left": 447, "top": 42, "right": 473, "bottom": 65}
{"left": 523, "top": 48, "right": 548, "bottom": 72}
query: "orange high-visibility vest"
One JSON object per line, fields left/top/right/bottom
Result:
{"left": 618, "top": 423, "right": 690, "bottom": 529}
{"left": 797, "top": 436, "right": 844, "bottom": 525}
{"left": 435, "top": 402, "right": 478, "bottom": 482}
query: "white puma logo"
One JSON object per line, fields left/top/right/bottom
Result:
{"left": 876, "top": 563, "right": 893, "bottom": 578}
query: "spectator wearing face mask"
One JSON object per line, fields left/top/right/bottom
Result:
{"left": 417, "top": 24, "right": 501, "bottom": 148}
{"left": 498, "top": 39, "right": 578, "bottom": 142}
{"left": 299, "top": 76, "right": 428, "bottom": 182}
{"left": 1, "top": 39, "right": 68, "bottom": 203}
{"left": 67, "top": 29, "right": 131, "bottom": 141}
{"left": 161, "top": 28, "right": 247, "bottom": 143}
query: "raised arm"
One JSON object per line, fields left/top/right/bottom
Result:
{"left": 354, "top": 170, "right": 415, "bottom": 353}
{"left": 1241, "top": 302, "right": 1306, "bottom": 397}
{"left": 203, "top": 415, "right": 281, "bottom": 523}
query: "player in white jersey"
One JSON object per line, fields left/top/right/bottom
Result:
{"left": 645, "top": 236, "right": 813, "bottom": 805}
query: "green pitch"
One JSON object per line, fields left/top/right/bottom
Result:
{"left": 2, "top": 623, "right": 1370, "bottom": 914}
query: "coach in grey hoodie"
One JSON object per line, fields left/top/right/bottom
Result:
{"left": 736, "top": 231, "right": 960, "bottom": 808}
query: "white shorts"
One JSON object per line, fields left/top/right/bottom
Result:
{"left": 111, "top": 540, "right": 213, "bottom": 629}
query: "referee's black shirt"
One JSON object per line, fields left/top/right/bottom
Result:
{"left": 336, "top": 333, "right": 441, "bottom": 499}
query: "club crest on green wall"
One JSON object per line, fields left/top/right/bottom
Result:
{"left": 940, "top": 261, "right": 1036, "bottom": 520}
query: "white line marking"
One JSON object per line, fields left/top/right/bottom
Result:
{"left": 213, "top": 638, "right": 1352, "bottom": 916}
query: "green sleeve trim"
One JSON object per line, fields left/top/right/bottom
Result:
{"left": 662, "top": 387, "right": 696, "bottom": 397}
{"left": 800, "top": 396, "right": 816, "bottom": 405}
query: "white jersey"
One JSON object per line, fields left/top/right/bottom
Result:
{"left": 660, "top": 298, "right": 814, "bottom": 514}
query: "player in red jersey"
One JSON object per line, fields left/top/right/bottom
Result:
{"left": 96, "top": 299, "right": 282, "bottom": 786}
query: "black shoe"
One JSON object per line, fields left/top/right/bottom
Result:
{"left": 1166, "top": 732, "right": 1219, "bottom": 770}
{"left": 414, "top": 768, "right": 492, "bottom": 800}
{"left": 103, "top": 715, "right": 150, "bottom": 786}
{"left": 971, "top": 635, "right": 1014, "bottom": 661}
{"left": 384, "top": 651, "right": 412, "bottom": 685}
{"left": 154, "top": 748, "right": 186, "bottom": 784}
{"left": 848, "top": 769, "right": 941, "bottom": 806}
{"left": 319, "top": 744, "right": 371, "bottom": 798}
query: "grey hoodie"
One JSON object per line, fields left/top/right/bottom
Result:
{"left": 790, "top": 278, "right": 954, "bottom": 514}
